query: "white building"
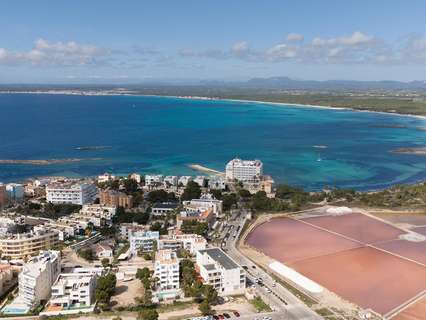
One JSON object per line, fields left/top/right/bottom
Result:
{"left": 6, "top": 183, "right": 24, "bottom": 202}
{"left": 208, "top": 176, "right": 227, "bottom": 190}
{"left": 151, "top": 202, "right": 179, "bottom": 216}
{"left": 163, "top": 176, "right": 178, "bottom": 187}
{"left": 158, "top": 233, "right": 207, "bottom": 255}
{"left": 183, "top": 194, "right": 223, "bottom": 217}
{"left": 46, "top": 272, "right": 97, "bottom": 314}
{"left": 129, "top": 230, "right": 160, "bottom": 254}
{"left": 145, "top": 175, "right": 163, "bottom": 187}
{"left": 97, "top": 173, "right": 116, "bottom": 183}
{"left": 194, "top": 176, "right": 207, "bottom": 187}
{"left": 129, "top": 173, "right": 142, "bottom": 184}
{"left": 46, "top": 182, "right": 97, "bottom": 205}
{"left": 15, "top": 251, "right": 61, "bottom": 309}
{"left": 93, "top": 242, "right": 113, "bottom": 259}
{"left": 225, "top": 158, "right": 263, "bottom": 182}
{"left": 77, "top": 204, "right": 117, "bottom": 226}
{"left": 178, "top": 176, "right": 192, "bottom": 187}
{"left": 0, "top": 217, "right": 17, "bottom": 236}
{"left": 196, "top": 248, "right": 245, "bottom": 296}
{"left": 154, "top": 250, "right": 180, "bottom": 296}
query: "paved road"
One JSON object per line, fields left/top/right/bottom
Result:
{"left": 221, "top": 209, "right": 322, "bottom": 320}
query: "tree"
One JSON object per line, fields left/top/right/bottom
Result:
{"left": 181, "top": 181, "right": 202, "bottom": 201}
{"left": 199, "top": 299, "right": 212, "bottom": 315}
{"left": 136, "top": 267, "right": 151, "bottom": 279}
{"left": 202, "top": 285, "right": 218, "bottom": 304}
{"left": 238, "top": 189, "right": 252, "bottom": 198}
{"left": 210, "top": 189, "right": 222, "bottom": 200}
{"left": 136, "top": 267, "right": 152, "bottom": 290}
{"left": 95, "top": 273, "right": 116, "bottom": 308}
{"left": 181, "top": 220, "right": 208, "bottom": 236}
{"left": 77, "top": 248, "right": 94, "bottom": 261}
{"left": 222, "top": 193, "right": 238, "bottom": 211}
{"left": 101, "top": 258, "right": 110, "bottom": 269}
{"left": 123, "top": 178, "right": 138, "bottom": 194}
{"left": 275, "top": 184, "right": 306, "bottom": 200}
{"left": 138, "top": 309, "right": 158, "bottom": 320}
{"left": 147, "top": 190, "right": 169, "bottom": 203}
{"left": 141, "top": 289, "right": 153, "bottom": 306}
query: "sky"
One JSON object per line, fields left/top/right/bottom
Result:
{"left": 1, "top": 0, "right": 426, "bottom": 83}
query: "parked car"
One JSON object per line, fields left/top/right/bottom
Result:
{"left": 233, "top": 311, "right": 240, "bottom": 317}
{"left": 213, "top": 316, "right": 219, "bottom": 320}
{"left": 223, "top": 313, "right": 231, "bottom": 319}
{"left": 218, "top": 315, "right": 225, "bottom": 320}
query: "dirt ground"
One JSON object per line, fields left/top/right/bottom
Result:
{"left": 111, "top": 279, "right": 144, "bottom": 308}
{"left": 71, "top": 296, "right": 256, "bottom": 320}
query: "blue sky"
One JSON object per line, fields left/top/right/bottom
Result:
{"left": 1, "top": 0, "right": 426, "bottom": 83}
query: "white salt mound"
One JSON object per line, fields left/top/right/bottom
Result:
{"left": 326, "top": 206, "right": 352, "bottom": 215}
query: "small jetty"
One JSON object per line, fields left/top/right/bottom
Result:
{"left": 188, "top": 164, "right": 225, "bottom": 176}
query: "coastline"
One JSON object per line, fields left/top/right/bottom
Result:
{"left": 2, "top": 90, "right": 426, "bottom": 121}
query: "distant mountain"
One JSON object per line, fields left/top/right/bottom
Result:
{"left": 240, "top": 77, "right": 426, "bottom": 91}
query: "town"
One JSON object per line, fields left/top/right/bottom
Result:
{"left": 0, "top": 159, "right": 291, "bottom": 320}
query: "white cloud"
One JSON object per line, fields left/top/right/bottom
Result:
{"left": 0, "top": 39, "right": 109, "bottom": 66}
{"left": 286, "top": 33, "right": 304, "bottom": 42}
{"left": 265, "top": 44, "right": 298, "bottom": 61}
{"left": 338, "top": 31, "right": 375, "bottom": 46}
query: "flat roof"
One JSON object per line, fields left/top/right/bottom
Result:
{"left": 199, "top": 248, "right": 239, "bottom": 270}
{"left": 153, "top": 202, "right": 178, "bottom": 209}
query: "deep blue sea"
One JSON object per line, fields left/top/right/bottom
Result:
{"left": 1, "top": 93, "right": 426, "bottom": 191}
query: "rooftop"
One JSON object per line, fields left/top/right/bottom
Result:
{"left": 199, "top": 248, "right": 239, "bottom": 270}
{"left": 153, "top": 202, "right": 179, "bottom": 209}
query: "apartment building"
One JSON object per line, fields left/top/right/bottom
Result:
{"left": 129, "top": 230, "right": 160, "bottom": 254}
{"left": 6, "top": 183, "right": 24, "bottom": 202}
{"left": 120, "top": 223, "right": 146, "bottom": 240}
{"left": 76, "top": 204, "right": 117, "bottom": 226}
{"left": 178, "top": 176, "right": 192, "bottom": 186}
{"left": 0, "top": 228, "right": 59, "bottom": 260}
{"left": 145, "top": 175, "right": 163, "bottom": 187}
{"left": 151, "top": 202, "right": 179, "bottom": 216}
{"left": 176, "top": 207, "right": 215, "bottom": 229}
{"left": 0, "top": 265, "right": 17, "bottom": 296}
{"left": 10, "top": 251, "right": 61, "bottom": 311}
{"left": 193, "top": 176, "right": 207, "bottom": 187}
{"left": 0, "top": 217, "right": 17, "bottom": 237}
{"left": 154, "top": 249, "right": 180, "bottom": 298}
{"left": 46, "top": 182, "right": 97, "bottom": 205}
{"left": 183, "top": 194, "right": 223, "bottom": 216}
{"left": 99, "top": 190, "right": 133, "bottom": 208}
{"left": 47, "top": 272, "right": 97, "bottom": 312}
{"left": 97, "top": 173, "right": 116, "bottom": 183}
{"left": 129, "top": 173, "right": 141, "bottom": 183}
{"left": 158, "top": 233, "right": 207, "bottom": 255}
{"left": 208, "top": 175, "right": 227, "bottom": 190}
{"left": 196, "top": 248, "right": 245, "bottom": 296}
{"left": 225, "top": 158, "right": 263, "bottom": 182}
{"left": 163, "top": 176, "right": 178, "bottom": 187}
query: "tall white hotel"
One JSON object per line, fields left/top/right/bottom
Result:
{"left": 225, "top": 158, "right": 263, "bottom": 182}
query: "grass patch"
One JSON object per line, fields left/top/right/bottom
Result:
{"left": 250, "top": 296, "right": 272, "bottom": 312}
{"left": 315, "top": 308, "right": 335, "bottom": 316}
{"left": 156, "top": 300, "right": 195, "bottom": 313}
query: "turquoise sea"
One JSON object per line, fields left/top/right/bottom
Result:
{"left": 1, "top": 93, "right": 426, "bottom": 190}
